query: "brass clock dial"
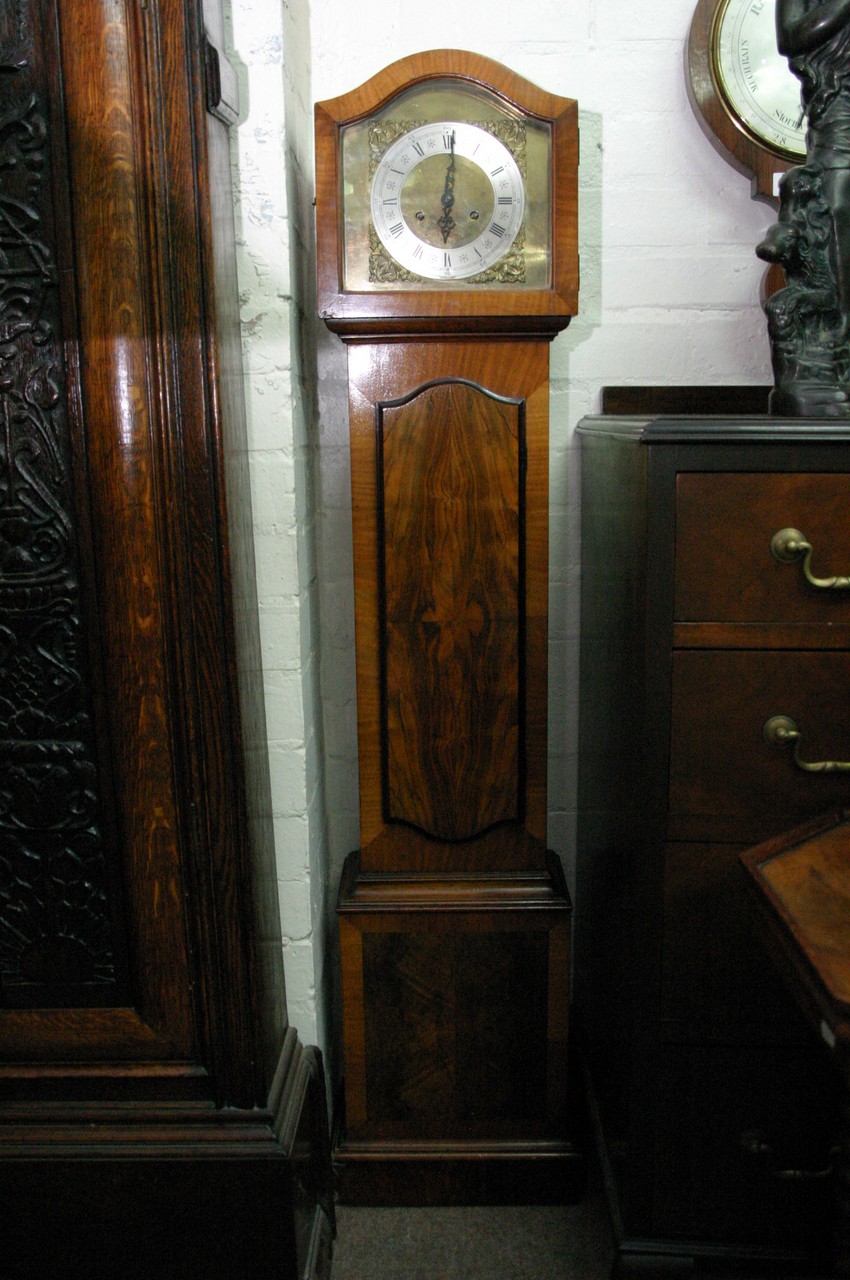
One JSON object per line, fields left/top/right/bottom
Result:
{"left": 335, "top": 76, "right": 555, "bottom": 294}
{"left": 369, "top": 121, "right": 526, "bottom": 281}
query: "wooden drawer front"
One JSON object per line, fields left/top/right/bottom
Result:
{"left": 652, "top": 1044, "right": 837, "bottom": 1249}
{"left": 668, "top": 650, "right": 850, "bottom": 842}
{"left": 661, "top": 842, "right": 809, "bottom": 1042}
{"left": 675, "top": 472, "right": 850, "bottom": 624}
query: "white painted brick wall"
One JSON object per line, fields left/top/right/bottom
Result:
{"left": 225, "top": 0, "right": 328, "bottom": 1053}
{"left": 227, "top": 0, "right": 778, "bottom": 1072}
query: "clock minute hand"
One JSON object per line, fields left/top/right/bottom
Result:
{"left": 437, "top": 129, "right": 457, "bottom": 244}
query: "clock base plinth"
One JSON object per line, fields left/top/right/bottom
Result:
{"left": 334, "top": 849, "right": 583, "bottom": 1206}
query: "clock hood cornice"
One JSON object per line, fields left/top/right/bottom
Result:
{"left": 315, "top": 49, "right": 579, "bottom": 339}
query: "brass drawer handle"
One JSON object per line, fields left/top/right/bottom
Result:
{"left": 763, "top": 714, "right": 850, "bottom": 773}
{"left": 740, "top": 1130, "right": 836, "bottom": 1181}
{"left": 770, "top": 526, "right": 850, "bottom": 589}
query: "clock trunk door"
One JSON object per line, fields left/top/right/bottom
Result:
{"left": 347, "top": 339, "right": 550, "bottom": 872}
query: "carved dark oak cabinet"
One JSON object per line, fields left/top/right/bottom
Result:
{"left": 0, "top": 2, "right": 332, "bottom": 1277}
{"left": 577, "top": 396, "right": 846, "bottom": 1275}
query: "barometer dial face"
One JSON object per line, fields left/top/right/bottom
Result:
{"left": 711, "top": 0, "right": 806, "bottom": 160}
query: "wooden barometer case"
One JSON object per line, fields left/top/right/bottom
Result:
{"left": 686, "top": 0, "right": 805, "bottom": 205}
{"left": 315, "top": 49, "right": 582, "bottom": 1203}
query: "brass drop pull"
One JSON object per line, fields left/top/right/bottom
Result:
{"left": 763, "top": 714, "right": 850, "bottom": 773}
{"left": 740, "top": 1130, "right": 836, "bottom": 1182}
{"left": 770, "top": 527, "right": 850, "bottom": 589}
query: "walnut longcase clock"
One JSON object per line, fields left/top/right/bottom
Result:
{"left": 0, "top": 2, "right": 331, "bottom": 1276}
{"left": 315, "top": 50, "right": 582, "bottom": 1204}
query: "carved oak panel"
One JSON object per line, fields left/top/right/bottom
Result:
{"left": 0, "top": 0, "right": 126, "bottom": 1007}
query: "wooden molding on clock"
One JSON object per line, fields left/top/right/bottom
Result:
{"left": 314, "top": 48, "right": 579, "bottom": 336}
{"left": 686, "top": 0, "right": 793, "bottom": 205}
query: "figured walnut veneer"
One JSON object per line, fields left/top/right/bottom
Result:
{"left": 380, "top": 379, "right": 524, "bottom": 840}
{"left": 348, "top": 340, "right": 550, "bottom": 872}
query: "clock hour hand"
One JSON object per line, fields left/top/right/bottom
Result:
{"left": 437, "top": 129, "right": 457, "bottom": 244}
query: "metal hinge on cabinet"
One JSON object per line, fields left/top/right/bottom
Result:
{"left": 203, "top": 33, "right": 240, "bottom": 127}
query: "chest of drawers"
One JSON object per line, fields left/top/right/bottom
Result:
{"left": 576, "top": 413, "right": 847, "bottom": 1274}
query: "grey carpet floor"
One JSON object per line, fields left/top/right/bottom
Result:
{"left": 330, "top": 1191, "right": 616, "bottom": 1279}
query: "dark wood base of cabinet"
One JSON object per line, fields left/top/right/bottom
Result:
{"left": 0, "top": 1035, "right": 334, "bottom": 1280}
{"left": 582, "top": 1049, "right": 831, "bottom": 1280}
{"left": 1, "top": 1159, "right": 334, "bottom": 1280}
{"left": 333, "top": 1134, "right": 585, "bottom": 1206}
{"left": 602, "top": 1186, "right": 830, "bottom": 1276}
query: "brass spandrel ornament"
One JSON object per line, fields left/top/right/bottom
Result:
{"left": 367, "top": 119, "right": 427, "bottom": 166}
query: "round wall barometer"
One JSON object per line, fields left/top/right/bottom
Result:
{"left": 687, "top": 0, "right": 806, "bottom": 203}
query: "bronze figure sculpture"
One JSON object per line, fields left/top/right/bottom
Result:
{"left": 757, "top": 1, "right": 850, "bottom": 415}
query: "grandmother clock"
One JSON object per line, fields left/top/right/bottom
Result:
{"left": 315, "top": 50, "right": 581, "bottom": 1203}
